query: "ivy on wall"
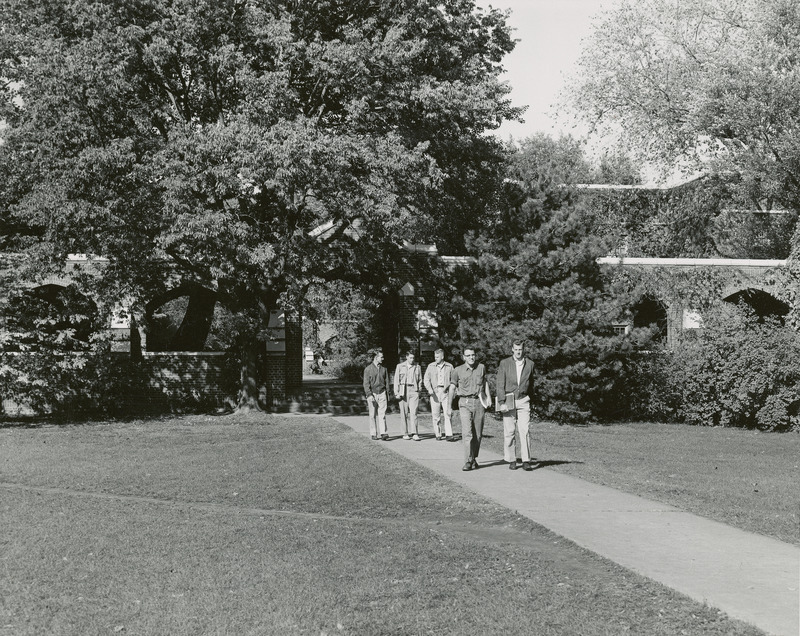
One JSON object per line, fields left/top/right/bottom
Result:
{"left": 588, "top": 178, "right": 794, "bottom": 260}
{"left": 606, "top": 264, "right": 790, "bottom": 316}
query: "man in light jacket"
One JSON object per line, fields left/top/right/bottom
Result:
{"left": 393, "top": 351, "right": 423, "bottom": 440}
{"left": 423, "top": 348, "right": 455, "bottom": 441}
{"left": 495, "top": 340, "right": 535, "bottom": 470}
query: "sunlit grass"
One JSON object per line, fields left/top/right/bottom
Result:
{"left": 0, "top": 414, "right": 765, "bottom": 635}
{"left": 481, "top": 416, "right": 800, "bottom": 544}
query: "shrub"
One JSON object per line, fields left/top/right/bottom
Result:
{"left": 325, "top": 353, "right": 372, "bottom": 384}
{"left": 667, "top": 305, "right": 800, "bottom": 431}
{"left": 0, "top": 345, "right": 149, "bottom": 417}
{"left": 597, "top": 346, "right": 680, "bottom": 423}
{"left": 0, "top": 285, "right": 237, "bottom": 417}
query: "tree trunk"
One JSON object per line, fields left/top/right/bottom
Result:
{"left": 168, "top": 285, "right": 217, "bottom": 351}
{"left": 237, "top": 334, "right": 263, "bottom": 412}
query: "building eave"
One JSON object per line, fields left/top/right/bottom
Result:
{"left": 597, "top": 257, "right": 787, "bottom": 268}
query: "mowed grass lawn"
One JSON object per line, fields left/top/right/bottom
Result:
{"left": 1, "top": 414, "right": 768, "bottom": 636}
{"left": 478, "top": 415, "right": 800, "bottom": 545}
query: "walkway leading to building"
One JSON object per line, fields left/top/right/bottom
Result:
{"left": 333, "top": 414, "right": 799, "bottom": 636}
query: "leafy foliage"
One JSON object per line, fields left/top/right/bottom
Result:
{"left": 0, "top": 348, "right": 145, "bottom": 417}
{"left": 0, "top": 0, "right": 521, "bottom": 406}
{"left": 435, "top": 135, "right": 655, "bottom": 422}
{"left": 571, "top": 0, "right": 800, "bottom": 219}
{"left": 666, "top": 305, "right": 800, "bottom": 431}
{"left": 590, "top": 178, "right": 794, "bottom": 259}
{"left": 0, "top": 284, "right": 135, "bottom": 415}
{"left": 0, "top": 286, "right": 100, "bottom": 352}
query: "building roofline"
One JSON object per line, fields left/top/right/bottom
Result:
{"left": 597, "top": 256, "right": 786, "bottom": 268}
{"left": 573, "top": 173, "right": 707, "bottom": 191}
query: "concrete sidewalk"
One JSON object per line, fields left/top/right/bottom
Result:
{"left": 334, "top": 414, "right": 799, "bottom": 636}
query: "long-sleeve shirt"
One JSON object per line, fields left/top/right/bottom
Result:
{"left": 393, "top": 362, "right": 422, "bottom": 397}
{"left": 424, "top": 361, "right": 454, "bottom": 394}
{"left": 363, "top": 362, "right": 389, "bottom": 398}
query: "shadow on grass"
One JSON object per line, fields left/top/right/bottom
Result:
{"left": 0, "top": 410, "right": 224, "bottom": 429}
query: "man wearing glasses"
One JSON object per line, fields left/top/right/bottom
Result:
{"left": 448, "top": 346, "right": 491, "bottom": 471}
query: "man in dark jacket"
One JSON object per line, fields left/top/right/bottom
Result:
{"left": 363, "top": 349, "right": 390, "bottom": 440}
{"left": 495, "top": 340, "right": 535, "bottom": 470}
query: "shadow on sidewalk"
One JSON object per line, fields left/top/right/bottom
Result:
{"left": 474, "top": 459, "right": 583, "bottom": 469}
{"left": 532, "top": 459, "right": 583, "bottom": 469}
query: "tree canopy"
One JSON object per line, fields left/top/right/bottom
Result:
{"left": 571, "top": 0, "right": 800, "bottom": 215}
{"left": 0, "top": 0, "right": 521, "bottom": 405}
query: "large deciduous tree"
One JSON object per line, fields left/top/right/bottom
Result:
{"left": 0, "top": 0, "right": 521, "bottom": 409}
{"left": 570, "top": 0, "right": 800, "bottom": 321}
{"left": 571, "top": 0, "right": 800, "bottom": 214}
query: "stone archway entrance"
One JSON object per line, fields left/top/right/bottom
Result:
{"left": 723, "top": 288, "right": 790, "bottom": 320}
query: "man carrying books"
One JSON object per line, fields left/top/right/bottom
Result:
{"left": 495, "top": 340, "right": 535, "bottom": 471}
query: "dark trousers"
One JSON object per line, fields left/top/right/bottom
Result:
{"left": 458, "top": 397, "right": 485, "bottom": 463}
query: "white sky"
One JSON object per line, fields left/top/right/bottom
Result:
{"left": 487, "top": 0, "right": 614, "bottom": 141}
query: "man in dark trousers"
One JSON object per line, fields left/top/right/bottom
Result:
{"left": 449, "top": 346, "right": 491, "bottom": 471}
{"left": 495, "top": 339, "right": 535, "bottom": 470}
{"left": 363, "top": 349, "right": 390, "bottom": 440}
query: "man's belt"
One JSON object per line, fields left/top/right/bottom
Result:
{"left": 460, "top": 394, "right": 478, "bottom": 398}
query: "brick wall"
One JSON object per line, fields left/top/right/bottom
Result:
{"left": 264, "top": 354, "right": 286, "bottom": 406}
{"left": 118, "top": 351, "right": 239, "bottom": 412}
{"left": 285, "top": 318, "right": 303, "bottom": 395}
{"left": 398, "top": 295, "right": 419, "bottom": 358}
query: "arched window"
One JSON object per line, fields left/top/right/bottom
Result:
{"left": 631, "top": 296, "right": 668, "bottom": 343}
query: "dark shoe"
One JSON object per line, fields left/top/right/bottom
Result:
{"left": 522, "top": 461, "right": 533, "bottom": 471}
{"left": 471, "top": 459, "right": 479, "bottom": 470}
{"left": 371, "top": 435, "right": 378, "bottom": 440}
{"left": 446, "top": 436, "right": 455, "bottom": 442}
{"left": 462, "top": 462, "right": 473, "bottom": 471}
{"left": 508, "top": 460, "right": 518, "bottom": 470}
{"left": 381, "top": 434, "right": 389, "bottom": 441}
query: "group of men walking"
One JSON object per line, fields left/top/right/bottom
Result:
{"left": 363, "top": 340, "right": 536, "bottom": 472}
